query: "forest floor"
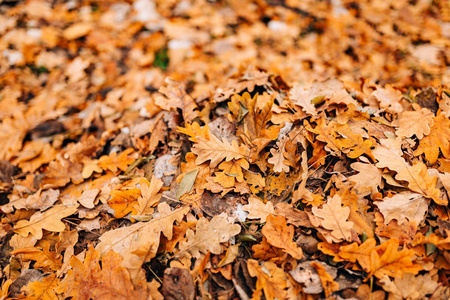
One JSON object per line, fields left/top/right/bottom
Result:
{"left": 0, "top": 0, "right": 449, "bottom": 299}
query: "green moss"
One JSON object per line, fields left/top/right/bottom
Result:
{"left": 153, "top": 47, "right": 169, "bottom": 71}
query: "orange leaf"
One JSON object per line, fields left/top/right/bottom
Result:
{"left": 261, "top": 215, "right": 303, "bottom": 259}
{"left": 368, "top": 239, "right": 422, "bottom": 279}
{"left": 414, "top": 113, "right": 450, "bottom": 164}
{"left": 312, "top": 195, "right": 353, "bottom": 242}
{"left": 311, "top": 261, "right": 339, "bottom": 297}
{"left": 107, "top": 188, "right": 141, "bottom": 218}
{"left": 98, "top": 148, "right": 134, "bottom": 174}
{"left": 247, "top": 259, "right": 287, "bottom": 300}
{"left": 337, "top": 238, "right": 377, "bottom": 273}
{"left": 56, "top": 246, "right": 149, "bottom": 299}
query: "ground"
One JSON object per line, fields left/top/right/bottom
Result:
{"left": 0, "top": 0, "right": 449, "bottom": 299}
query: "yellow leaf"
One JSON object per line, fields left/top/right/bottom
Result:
{"left": 177, "top": 122, "right": 210, "bottom": 142}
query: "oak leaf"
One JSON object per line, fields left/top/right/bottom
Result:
{"left": 178, "top": 213, "right": 241, "bottom": 258}
{"left": 252, "top": 237, "right": 286, "bottom": 261}
{"left": 82, "top": 158, "right": 103, "bottom": 179}
{"left": 191, "top": 134, "right": 248, "bottom": 168}
{"left": 414, "top": 114, "right": 450, "bottom": 164}
{"left": 133, "top": 176, "right": 163, "bottom": 216}
{"left": 14, "top": 204, "right": 78, "bottom": 239}
{"left": 156, "top": 85, "right": 199, "bottom": 123}
{"left": 56, "top": 246, "right": 149, "bottom": 300}
{"left": 368, "top": 239, "right": 422, "bottom": 279}
{"left": 374, "top": 192, "right": 428, "bottom": 225}
{"left": 177, "top": 122, "right": 210, "bottom": 142}
{"left": 312, "top": 195, "right": 353, "bottom": 242}
{"left": 395, "top": 162, "right": 443, "bottom": 205}
{"left": 261, "top": 214, "right": 303, "bottom": 259}
{"left": 107, "top": 188, "right": 141, "bottom": 219}
{"left": 96, "top": 203, "right": 190, "bottom": 278}
{"left": 311, "top": 261, "right": 339, "bottom": 297}
{"left": 349, "top": 162, "right": 383, "bottom": 197}
{"left": 336, "top": 238, "right": 377, "bottom": 273}
{"left": 242, "top": 196, "right": 275, "bottom": 223}
{"left": 77, "top": 188, "right": 99, "bottom": 209}
{"left": 268, "top": 136, "right": 290, "bottom": 173}
{"left": 247, "top": 259, "right": 287, "bottom": 300}
{"left": 395, "top": 103, "right": 434, "bottom": 139}
{"left": 2, "top": 189, "right": 60, "bottom": 213}
{"left": 372, "top": 138, "right": 405, "bottom": 171}
{"left": 13, "top": 141, "right": 57, "bottom": 173}
{"left": 10, "top": 242, "right": 62, "bottom": 272}
{"left": 379, "top": 273, "right": 439, "bottom": 300}
{"left": 22, "top": 273, "right": 59, "bottom": 300}
{"left": 41, "top": 157, "right": 83, "bottom": 189}
{"left": 98, "top": 148, "right": 134, "bottom": 174}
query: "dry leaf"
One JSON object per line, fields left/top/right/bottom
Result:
{"left": 178, "top": 213, "right": 241, "bottom": 258}
{"left": 242, "top": 196, "right": 275, "bottom": 223}
{"left": 312, "top": 195, "right": 353, "bottom": 242}
{"left": 375, "top": 192, "right": 428, "bottom": 225}
{"left": 261, "top": 214, "right": 303, "bottom": 259}
{"left": 247, "top": 259, "right": 287, "bottom": 300}
{"left": 56, "top": 246, "right": 149, "bottom": 299}
{"left": 14, "top": 204, "right": 78, "bottom": 239}
{"left": 191, "top": 134, "right": 248, "bottom": 168}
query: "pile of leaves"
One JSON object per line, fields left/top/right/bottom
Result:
{"left": 0, "top": 0, "right": 449, "bottom": 299}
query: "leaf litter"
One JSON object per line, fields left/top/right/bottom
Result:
{"left": 0, "top": 0, "right": 449, "bottom": 299}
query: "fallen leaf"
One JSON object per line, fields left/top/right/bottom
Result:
{"left": 247, "top": 259, "right": 287, "bottom": 300}
{"left": 242, "top": 196, "right": 275, "bottom": 223}
{"left": 191, "top": 134, "right": 249, "bottom": 168}
{"left": 261, "top": 214, "right": 303, "bottom": 259}
{"left": 56, "top": 246, "right": 149, "bottom": 299}
{"left": 178, "top": 213, "right": 241, "bottom": 258}
{"left": 374, "top": 192, "right": 428, "bottom": 225}
{"left": 14, "top": 204, "right": 78, "bottom": 239}
{"left": 312, "top": 195, "right": 353, "bottom": 242}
